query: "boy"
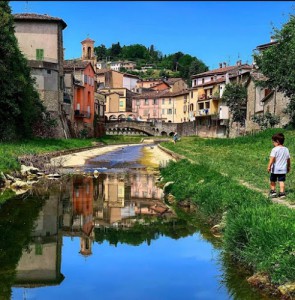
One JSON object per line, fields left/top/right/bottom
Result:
{"left": 267, "top": 133, "right": 291, "bottom": 198}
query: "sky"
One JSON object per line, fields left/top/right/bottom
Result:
{"left": 10, "top": 1, "right": 295, "bottom": 70}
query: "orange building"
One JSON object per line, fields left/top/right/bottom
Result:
{"left": 64, "top": 60, "right": 96, "bottom": 137}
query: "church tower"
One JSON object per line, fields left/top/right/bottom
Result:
{"left": 81, "top": 37, "right": 95, "bottom": 60}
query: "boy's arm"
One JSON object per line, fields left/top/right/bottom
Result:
{"left": 267, "top": 157, "right": 275, "bottom": 173}
{"left": 287, "top": 158, "right": 291, "bottom": 173}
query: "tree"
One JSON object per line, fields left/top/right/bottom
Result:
{"left": 222, "top": 83, "right": 247, "bottom": 126}
{"left": 94, "top": 44, "right": 107, "bottom": 60}
{"left": 0, "top": 1, "right": 46, "bottom": 140}
{"left": 188, "top": 59, "right": 208, "bottom": 79}
{"left": 253, "top": 14, "right": 295, "bottom": 127}
{"left": 252, "top": 112, "right": 280, "bottom": 129}
{"left": 109, "top": 42, "right": 122, "bottom": 59}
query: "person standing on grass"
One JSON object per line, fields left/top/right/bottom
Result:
{"left": 173, "top": 132, "right": 178, "bottom": 144}
{"left": 267, "top": 133, "right": 291, "bottom": 198}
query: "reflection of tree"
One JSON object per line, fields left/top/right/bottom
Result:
{"left": 0, "top": 195, "right": 45, "bottom": 299}
{"left": 218, "top": 254, "right": 266, "bottom": 300}
{"left": 94, "top": 218, "right": 197, "bottom": 247}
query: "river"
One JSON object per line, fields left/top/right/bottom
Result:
{"left": 0, "top": 144, "right": 275, "bottom": 299}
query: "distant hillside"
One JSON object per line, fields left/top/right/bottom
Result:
{"left": 94, "top": 42, "right": 209, "bottom": 84}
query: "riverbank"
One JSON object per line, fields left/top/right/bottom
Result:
{"left": 158, "top": 129, "right": 295, "bottom": 299}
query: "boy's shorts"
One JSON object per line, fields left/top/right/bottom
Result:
{"left": 270, "top": 173, "right": 286, "bottom": 182}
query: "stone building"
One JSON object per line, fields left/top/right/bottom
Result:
{"left": 13, "top": 13, "right": 70, "bottom": 138}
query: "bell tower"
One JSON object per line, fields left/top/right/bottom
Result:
{"left": 81, "top": 37, "right": 95, "bottom": 60}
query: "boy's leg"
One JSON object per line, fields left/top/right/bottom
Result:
{"left": 279, "top": 181, "right": 285, "bottom": 193}
{"left": 270, "top": 181, "right": 276, "bottom": 191}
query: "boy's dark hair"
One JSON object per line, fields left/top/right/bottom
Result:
{"left": 272, "top": 133, "right": 285, "bottom": 145}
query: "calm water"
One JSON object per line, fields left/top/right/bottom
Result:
{"left": 0, "top": 145, "right": 272, "bottom": 299}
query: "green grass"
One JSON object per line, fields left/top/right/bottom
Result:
{"left": 160, "top": 159, "right": 295, "bottom": 286}
{"left": 96, "top": 135, "right": 143, "bottom": 145}
{"left": 0, "top": 135, "right": 145, "bottom": 173}
{"left": 161, "top": 128, "right": 295, "bottom": 203}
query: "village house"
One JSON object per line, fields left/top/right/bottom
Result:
{"left": 13, "top": 13, "right": 70, "bottom": 138}
{"left": 191, "top": 61, "right": 252, "bottom": 137}
{"left": 99, "top": 88, "right": 136, "bottom": 121}
{"left": 245, "top": 39, "right": 290, "bottom": 132}
{"left": 132, "top": 88, "right": 192, "bottom": 123}
{"left": 64, "top": 60, "right": 96, "bottom": 137}
{"left": 97, "top": 69, "right": 139, "bottom": 92}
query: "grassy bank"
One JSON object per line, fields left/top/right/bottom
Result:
{"left": 0, "top": 135, "right": 143, "bottom": 173}
{"left": 159, "top": 129, "right": 295, "bottom": 291}
{"left": 161, "top": 128, "right": 295, "bottom": 203}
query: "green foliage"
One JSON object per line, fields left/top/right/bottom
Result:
{"left": 251, "top": 112, "right": 280, "bottom": 129}
{"left": 93, "top": 40, "right": 208, "bottom": 82}
{"left": 160, "top": 156, "right": 295, "bottom": 284}
{"left": 253, "top": 14, "right": 295, "bottom": 127}
{"left": 0, "top": 194, "right": 45, "bottom": 297}
{"left": 160, "top": 128, "right": 295, "bottom": 202}
{"left": 0, "top": 2, "right": 46, "bottom": 140}
{"left": 222, "top": 83, "right": 247, "bottom": 126}
{"left": 94, "top": 218, "right": 196, "bottom": 247}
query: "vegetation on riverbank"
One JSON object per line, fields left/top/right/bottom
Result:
{"left": 0, "top": 136, "right": 144, "bottom": 173}
{"left": 161, "top": 128, "right": 295, "bottom": 203}
{"left": 159, "top": 129, "right": 295, "bottom": 296}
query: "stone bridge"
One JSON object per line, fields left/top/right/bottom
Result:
{"left": 105, "top": 120, "right": 197, "bottom": 137}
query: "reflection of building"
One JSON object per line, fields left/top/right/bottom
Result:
{"left": 14, "top": 193, "right": 64, "bottom": 287}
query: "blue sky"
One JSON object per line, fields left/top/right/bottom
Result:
{"left": 10, "top": 1, "right": 294, "bottom": 70}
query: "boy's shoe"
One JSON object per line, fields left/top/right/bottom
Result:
{"left": 269, "top": 190, "right": 277, "bottom": 198}
{"left": 278, "top": 192, "right": 286, "bottom": 199}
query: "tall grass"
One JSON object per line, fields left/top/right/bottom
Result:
{"left": 160, "top": 159, "right": 295, "bottom": 286}
{"left": 161, "top": 129, "right": 295, "bottom": 203}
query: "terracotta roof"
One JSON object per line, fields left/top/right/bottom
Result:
{"left": 81, "top": 37, "right": 95, "bottom": 44}
{"left": 256, "top": 41, "right": 278, "bottom": 51}
{"left": 165, "top": 77, "right": 182, "bottom": 84}
{"left": 133, "top": 89, "right": 171, "bottom": 99}
{"left": 133, "top": 88, "right": 189, "bottom": 99}
{"left": 197, "top": 77, "right": 226, "bottom": 87}
{"left": 13, "top": 13, "right": 67, "bottom": 29}
{"left": 192, "top": 64, "right": 252, "bottom": 78}
{"left": 64, "top": 59, "right": 91, "bottom": 70}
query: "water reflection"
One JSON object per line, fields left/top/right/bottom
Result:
{"left": 2, "top": 171, "right": 270, "bottom": 299}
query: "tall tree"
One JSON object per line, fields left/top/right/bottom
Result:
{"left": 0, "top": 1, "right": 45, "bottom": 140}
{"left": 222, "top": 83, "right": 247, "bottom": 126}
{"left": 94, "top": 44, "right": 107, "bottom": 60}
{"left": 253, "top": 14, "right": 295, "bottom": 127}
{"left": 109, "top": 42, "right": 122, "bottom": 60}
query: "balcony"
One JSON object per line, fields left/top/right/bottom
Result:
{"left": 74, "top": 110, "right": 91, "bottom": 118}
{"left": 198, "top": 109, "right": 210, "bottom": 116}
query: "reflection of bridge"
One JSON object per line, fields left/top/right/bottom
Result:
{"left": 105, "top": 121, "right": 178, "bottom": 136}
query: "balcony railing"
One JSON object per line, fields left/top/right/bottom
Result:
{"left": 74, "top": 110, "right": 91, "bottom": 118}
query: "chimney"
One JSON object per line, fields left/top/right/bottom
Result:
{"left": 270, "top": 36, "right": 275, "bottom": 42}
{"left": 223, "top": 62, "right": 227, "bottom": 68}
{"left": 236, "top": 60, "right": 241, "bottom": 66}
{"left": 219, "top": 63, "right": 222, "bottom": 68}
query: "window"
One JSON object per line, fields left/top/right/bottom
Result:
{"left": 36, "top": 49, "right": 44, "bottom": 60}
{"left": 205, "top": 102, "right": 210, "bottom": 109}
{"left": 169, "top": 98, "right": 172, "bottom": 104}
{"left": 202, "top": 78, "right": 205, "bottom": 84}
{"left": 47, "top": 69, "right": 51, "bottom": 74}
{"left": 162, "top": 98, "right": 165, "bottom": 104}
{"left": 153, "top": 110, "right": 157, "bottom": 116}
{"left": 199, "top": 103, "right": 204, "bottom": 110}
{"left": 191, "top": 91, "right": 193, "bottom": 98}
{"left": 144, "top": 99, "right": 149, "bottom": 105}
{"left": 84, "top": 75, "right": 88, "bottom": 84}
{"left": 136, "top": 100, "right": 140, "bottom": 106}
{"left": 167, "top": 109, "right": 172, "bottom": 115}
{"left": 183, "top": 105, "right": 187, "bottom": 113}
{"left": 153, "top": 99, "right": 157, "bottom": 105}
{"left": 120, "top": 101, "right": 124, "bottom": 107}
{"left": 162, "top": 109, "right": 165, "bottom": 115}
{"left": 143, "top": 109, "right": 149, "bottom": 116}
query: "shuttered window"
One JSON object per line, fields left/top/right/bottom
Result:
{"left": 36, "top": 49, "right": 44, "bottom": 60}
